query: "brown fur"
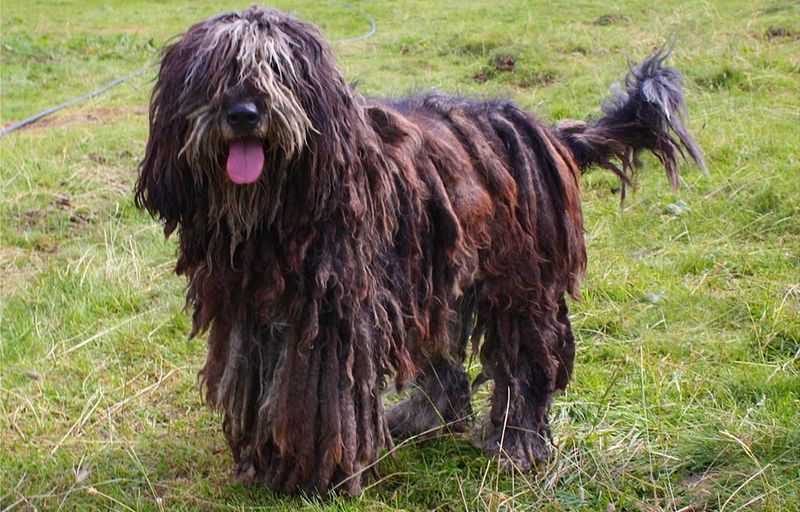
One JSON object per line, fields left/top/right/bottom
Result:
{"left": 136, "top": 7, "right": 703, "bottom": 496}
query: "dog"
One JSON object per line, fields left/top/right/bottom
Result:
{"left": 136, "top": 6, "right": 704, "bottom": 496}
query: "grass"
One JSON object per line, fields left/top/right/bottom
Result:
{"left": 1, "top": 0, "right": 798, "bottom": 510}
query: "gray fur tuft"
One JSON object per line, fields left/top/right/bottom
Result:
{"left": 557, "top": 47, "right": 706, "bottom": 196}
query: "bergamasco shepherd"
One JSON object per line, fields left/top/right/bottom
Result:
{"left": 136, "top": 5, "right": 704, "bottom": 496}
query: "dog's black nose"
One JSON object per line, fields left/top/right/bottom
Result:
{"left": 227, "top": 101, "right": 259, "bottom": 129}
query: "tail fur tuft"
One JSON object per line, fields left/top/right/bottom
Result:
{"left": 557, "top": 47, "right": 706, "bottom": 197}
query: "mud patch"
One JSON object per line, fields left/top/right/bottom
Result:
{"left": 4, "top": 106, "right": 147, "bottom": 132}
{"left": 593, "top": 14, "right": 629, "bottom": 26}
{"left": 473, "top": 46, "right": 557, "bottom": 88}
{"left": 765, "top": 26, "right": 798, "bottom": 40}
{"left": 15, "top": 193, "right": 94, "bottom": 235}
{"left": 492, "top": 54, "right": 516, "bottom": 72}
{"left": 473, "top": 71, "right": 488, "bottom": 84}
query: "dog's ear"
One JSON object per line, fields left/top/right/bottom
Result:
{"left": 135, "top": 39, "right": 197, "bottom": 237}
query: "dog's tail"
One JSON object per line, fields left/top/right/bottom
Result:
{"left": 556, "top": 47, "right": 706, "bottom": 196}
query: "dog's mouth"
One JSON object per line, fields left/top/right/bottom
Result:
{"left": 226, "top": 138, "right": 265, "bottom": 184}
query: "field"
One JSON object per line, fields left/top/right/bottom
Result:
{"left": 1, "top": 0, "right": 798, "bottom": 510}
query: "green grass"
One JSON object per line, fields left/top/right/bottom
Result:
{"left": 1, "top": 0, "right": 798, "bottom": 510}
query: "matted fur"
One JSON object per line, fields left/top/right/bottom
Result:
{"left": 136, "top": 6, "right": 704, "bottom": 496}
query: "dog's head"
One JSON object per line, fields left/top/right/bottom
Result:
{"left": 137, "top": 6, "right": 356, "bottom": 234}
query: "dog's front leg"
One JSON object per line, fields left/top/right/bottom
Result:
{"left": 206, "top": 306, "right": 390, "bottom": 496}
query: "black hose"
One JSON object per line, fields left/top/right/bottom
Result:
{"left": 0, "top": 70, "right": 145, "bottom": 136}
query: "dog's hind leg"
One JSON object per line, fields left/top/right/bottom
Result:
{"left": 386, "top": 295, "right": 476, "bottom": 439}
{"left": 386, "top": 352, "right": 472, "bottom": 439}
{"left": 472, "top": 295, "right": 570, "bottom": 471}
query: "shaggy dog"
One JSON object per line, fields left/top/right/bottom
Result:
{"left": 136, "top": 6, "right": 704, "bottom": 496}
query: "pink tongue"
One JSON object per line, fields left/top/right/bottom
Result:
{"left": 226, "top": 139, "right": 264, "bottom": 184}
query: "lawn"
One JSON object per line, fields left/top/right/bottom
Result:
{"left": 1, "top": 0, "right": 798, "bottom": 510}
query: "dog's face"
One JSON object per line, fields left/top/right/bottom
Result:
{"left": 137, "top": 6, "right": 355, "bottom": 231}
{"left": 171, "top": 7, "right": 315, "bottom": 185}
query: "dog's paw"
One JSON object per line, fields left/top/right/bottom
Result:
{"left": 387, "top": 393, "right": 471, "bottom": 440}
{"left": 471, "top": 418, "right": 551, "bottom": 472}
{"left": 386, "top": 394, "right": 443, "bottom": 439}
{"left": 234, "top": 460, "right": 257, "bottom": 485}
